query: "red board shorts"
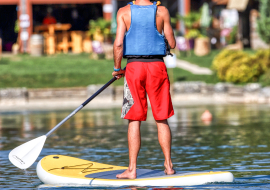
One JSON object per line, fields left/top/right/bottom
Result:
{"left": 121, "top": 61, "right": 174, "bottom": 121}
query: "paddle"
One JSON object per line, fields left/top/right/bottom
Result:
{"left": 9, "top": 73, "right": 124, "bottom": 169}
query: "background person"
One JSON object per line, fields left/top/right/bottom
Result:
{"left": 43, "top": 8, "right": 57, "bottom": 25}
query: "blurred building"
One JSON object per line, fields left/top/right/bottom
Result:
{"left": 0, "top": 0, "right": 263, "bottom": 53}
{"left": 0, "top": 0, "right": 189, "bottom": 53}
{"left": 211, "top": 0, "right": 258, "bottom": 48}
{"left": 0, "top": 0, "right": 112, "bottom": 53}
{"left": 177, "top": 0, "right": 260, "bottom": 49}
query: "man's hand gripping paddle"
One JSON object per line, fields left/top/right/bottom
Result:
{"left": 9, "top": 73, "right": 124, "bottom": 169}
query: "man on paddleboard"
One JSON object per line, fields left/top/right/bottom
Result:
{"left": 112, "top": 0, "right": 176, "bottom": 179}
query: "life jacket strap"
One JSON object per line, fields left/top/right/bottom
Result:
{"left": 127, "top": 1, "right": 161, "bottom": 6}
{"left": 153, "top": 1, "right": 161, "bottom": 6}
{"left": 127, "top": 1, "right": 136, "bottom": 5}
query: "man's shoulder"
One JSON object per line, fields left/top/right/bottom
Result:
{"left": 157, "top": 6, "right": 169, "bottom": 14}
{"left": 117, "top": 5, "right": 130, "bottom": 16}
{"left": 156, "top": 6, "right": 170, "bottom": 19}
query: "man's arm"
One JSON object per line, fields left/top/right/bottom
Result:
{"left": 112, "top": 8, "right": 126, "bottom": 79}
{"left": 162, "top": 7, "right": 176, "bottom": 49}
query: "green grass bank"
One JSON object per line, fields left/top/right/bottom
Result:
{"left": 0, "top": 53, "right": 219, "bottom": 89}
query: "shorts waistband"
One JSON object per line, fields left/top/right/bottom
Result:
{"left": 127, "top": 57, "right": 164, "bottom": 63}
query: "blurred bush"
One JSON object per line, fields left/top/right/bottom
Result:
{"left": 255, "top": 50, "right": 270, "bottom": 72}
{"left": 212, "top": 50, "right": 246, "bottom": 81}
{"left": 225, "top": 55, "right": 261, "bottom": 83}
{"left": 258, "top": 50, "right": 270, "bottom": 86}
{"left": 212, "top": 49, "right": 270, "bottom": 83}
{"left": 185, "top": 29, "right": 201, "bottom": 39}
{"left": 260, "top": 69, "right": 270, "bottom": 86}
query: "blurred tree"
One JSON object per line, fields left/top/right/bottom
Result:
{"left": 257, "top": 0, "right": 270, "bottom": 44}
{"left": 88, "top": 18, "right": 111, "bottom": 42}
{"left": 178, "top": 12, "right": 201, "bottom": 29}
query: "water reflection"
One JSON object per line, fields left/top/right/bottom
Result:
{"left": 1, "top": 104, "right": 270, "bottom": 189}
{"left": 2, "top": 104, "right": 268, "bottom": 134}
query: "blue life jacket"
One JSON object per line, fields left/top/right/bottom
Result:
{"left": 123, "top": 1, "right": 167, "bottom": 57}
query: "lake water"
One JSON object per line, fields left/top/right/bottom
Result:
{"left": 1, "top": 104, "right": 270, "bottom": 189}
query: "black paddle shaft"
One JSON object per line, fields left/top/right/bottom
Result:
{"left": 82, "top": 76, "right": 117, "bottom": 107}
{"left": 82, "top": 67, "right": 126, "bottom": 107}
{"left": 46, "top": 72, "right": 124, "bottom": 137}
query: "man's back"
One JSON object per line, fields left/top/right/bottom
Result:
{"left": 117, "top": 1, "right": 175, "bottom": 49}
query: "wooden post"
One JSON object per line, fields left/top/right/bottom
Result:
{"left": 185, "top": 0, "right": 190, "bottom": 15}
{"left": 178, "top": 0, "right": 190, "bottom": 34}
{"left": 103, "top": 0, "right": 112, "bottom": 20}
{"left": 27, "top": 0, "right": 33, "bottom": 50}
{"left": 19, "top": 0, "right": 31, "bottom": 53}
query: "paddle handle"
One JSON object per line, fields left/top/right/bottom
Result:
{"left": 46, "top": 76, "right": 118, "bottom": 137}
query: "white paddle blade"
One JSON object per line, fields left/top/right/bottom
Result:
{"left": 9, "top": 135, "right": 47, "bottom": 169}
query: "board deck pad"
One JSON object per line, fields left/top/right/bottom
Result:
{"left": 85, "top": 169, "right": 205, "bottom": 179}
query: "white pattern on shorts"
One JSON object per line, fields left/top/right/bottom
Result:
{"left": 121, "top": 77, "right": 134, "bottom": 118}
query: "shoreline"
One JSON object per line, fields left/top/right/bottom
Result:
{"left": 0, "top": 95, "right": 268, "bottom": 112}
{"left": 1, "top": 82, "right": 270, "bottom": 112}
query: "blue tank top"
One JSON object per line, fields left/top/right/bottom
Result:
{"left": 123, "top": 1, "right": 167, "bottom": 58}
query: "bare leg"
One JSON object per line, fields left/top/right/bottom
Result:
{"left": 116, "top": 120, "right": 141, "bottom": 179}
{"left": 156, "top": 119, "right": 175, "bottom": 175}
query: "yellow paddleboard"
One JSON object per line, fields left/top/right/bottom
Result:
{"left": 37, "top": 155, "right": 234, "bottom": 187}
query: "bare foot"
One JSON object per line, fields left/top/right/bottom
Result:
{"left": 116, "top": 169, "right": 136, "bottom": 179}
{"left": 164, "top": 168, "right": 175, "bottom": 175}
{"left": 164, "top": 161, "right": 175, "bottom": 175}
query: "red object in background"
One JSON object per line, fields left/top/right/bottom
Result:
{"left": 4, "top": 42, "right": 13, "bottom": 51}
{"left": 42, "top": 16, "right": 57, "bottom": 25}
